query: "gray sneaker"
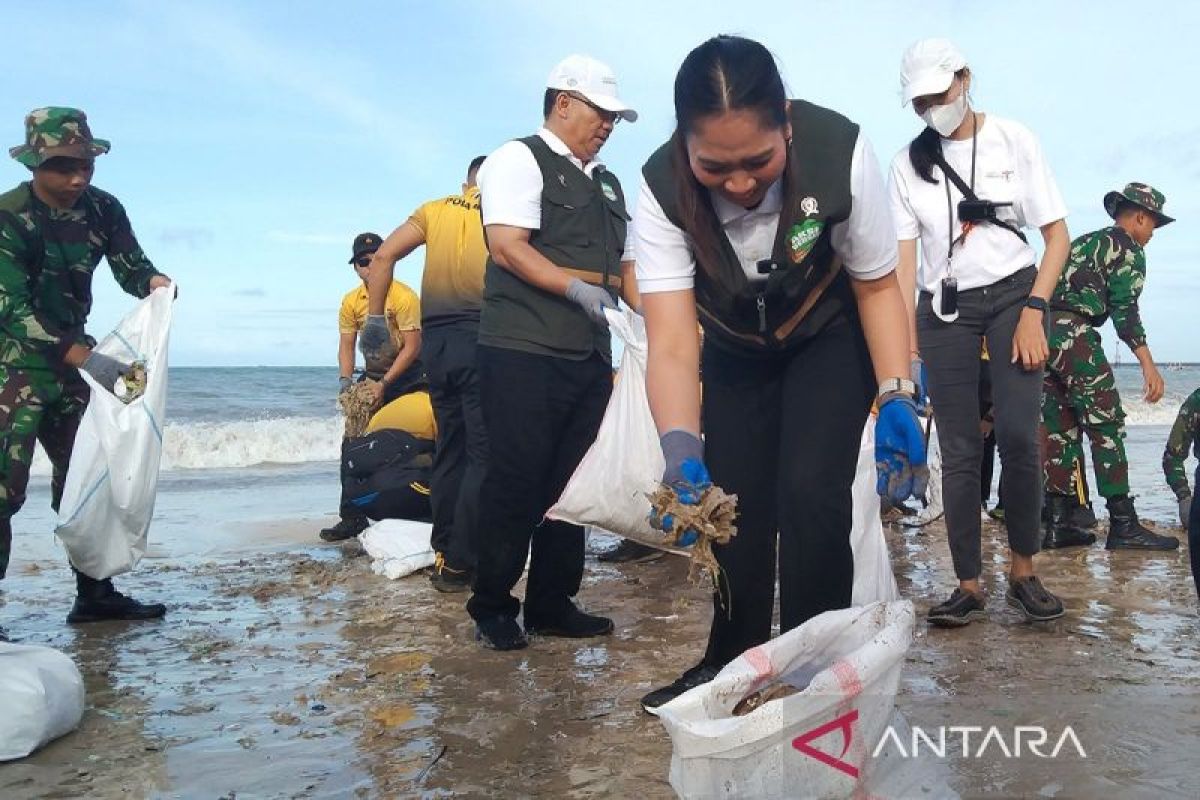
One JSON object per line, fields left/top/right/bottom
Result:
{"left": 1006, "top": 576, "right": 1065, "bottom": 622}
{"left": 928, "top": 588, "right": 987, "bottom": 628}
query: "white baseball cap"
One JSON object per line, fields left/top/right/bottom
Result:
{"left": 546, "top": 54, "right": 638, "bottom": 122}
{"left": 899, "top": 38, "right": 967, "bottom": 106}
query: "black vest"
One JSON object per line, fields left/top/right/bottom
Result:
{"left": 642, "top": 100, "right": 859, "bottom": 353}
{"left": 478, "top": 135, "right": 629, "bottom": 361}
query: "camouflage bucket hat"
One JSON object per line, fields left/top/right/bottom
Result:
{"left": 1103, "top": 181, "right": 1174, "bottom": 227}
{"left": 9, "top": 107, "right": 110, "bottom": 168}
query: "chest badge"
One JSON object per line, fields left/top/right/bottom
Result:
{"left": 558, "top": 173, "right": 567, "bottom": 187}
{"left": 599, "top": 180, "right": 617, "bottom": 202}
{"left": 788, "top": 218, "right": 824, "bottom": 264}
{"left": 801, "top": 196, "right": 820, "bottom": 217}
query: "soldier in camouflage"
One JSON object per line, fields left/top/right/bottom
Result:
{"left": 1, "top": 107, "right": 173, "bottom": 637}
{"left": 1041, "top": 182, "right": 1178, "bottom": 550}
{"left": 1163, "top": 388, "right": 1200, "bottom": 525}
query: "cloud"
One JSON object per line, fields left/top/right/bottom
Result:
{"left": 158, "top": 226, "right": 215, "bottom": 249}
{"left": 136, "top": 0, "right": 445, "bottom": 177}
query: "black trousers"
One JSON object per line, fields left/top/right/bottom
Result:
{"left": 466, "top": 345, "right": 611, "bottom": 623}
{"left": 700, "top": 319, "right": 875, "bottom": 667}
{"left": 918, "top": 267, "right": 1044, "bottom": 580}
{"left": 424, "top": 324, "right": 488, "bottom": 570}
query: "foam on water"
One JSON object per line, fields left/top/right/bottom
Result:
{"left": 30, "top": 415, "right": 344, "bottom": 476}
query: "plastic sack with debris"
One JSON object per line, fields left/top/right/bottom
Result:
{"left": 55, "top": 286, "right": 174, "bottom": 580}
{"left": 654, "top": 601, "right": 914, "bottom": 800}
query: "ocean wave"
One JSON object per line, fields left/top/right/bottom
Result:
{"left": 25, "top": 395, "right": 1182, "bottom": 480}
{"left": 30, "top": 415, "right": 344, "bottom": 477}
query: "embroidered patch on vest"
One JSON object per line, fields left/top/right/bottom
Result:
{"left": 801, "top": 196, "right": 820, "bottom": 216}
{"left": 599, "top": 179, "right": 617, "bottom": 202}
{"left": 788, "top": 219, "right": 824, "bottom": 264}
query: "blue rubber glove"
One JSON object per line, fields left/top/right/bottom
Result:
{"left": 649, "top": 430, "right": 707, "bottom": 547}
{"left": 875, "top": 393, "right": 929, "bottom": 503}
{"left": 911, "top": 356, "right": 928, "bottom": 412}
{"left": 358, "top": 315, "right": 389, "bottom": 360}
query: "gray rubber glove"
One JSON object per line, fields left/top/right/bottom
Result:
{"left": 1179, "top": 494, "right": 1193, "bottom": 527}
{"left": 339, "top": 376, "right": 352, "bottom": 394}
{"left": 81, "top": 351, "right": 131, "bottom": 393}
{"left": 565, "top": 278, "right": 617, "bottom": 325}
{"left": 358, "top": 315, "right": 389, "bottom": 360}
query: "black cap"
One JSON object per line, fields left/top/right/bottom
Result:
{"left": 349, "top": 232, "right": 383, "bottom": 263}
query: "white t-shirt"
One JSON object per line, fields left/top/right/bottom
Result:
{"left": 887, "top": 114, "right": 1067, "bottom": 293}
{"left": 635, "top": 133, "right": 897, "bottom": 294}
{"left": 476, "top": 127, "right": 636, "bottom": 257}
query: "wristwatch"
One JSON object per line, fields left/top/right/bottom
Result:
{"left": 877, "top": 377, "right": 917, "bottom": 399}
{"left": 1025, "top": 296, "right": 1048, "bottom": 314}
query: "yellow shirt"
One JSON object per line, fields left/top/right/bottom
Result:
{"left": 365, "top": 390, "right": 437, "bottom": 440}
{"left": 339, "top": 280, "right": 421, "bottom": 377}
{"left": 408, "top": 187, "right": 488, "bottom": 324}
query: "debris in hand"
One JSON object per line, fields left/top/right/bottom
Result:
{"left": 115, "top": 361, "right": 148, "bottom": 404}
{"left": 647, "top": 483, "right": 737, "bottom": 587}
{"left": 339, "top": 380, "right": 379, "bottom": 438}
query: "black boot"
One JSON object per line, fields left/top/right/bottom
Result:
{"left": 319, "top": 515, "right": 369, "bottom": 542}
{"left": 1105, "top": 496, "right": 1179, "bottom": 551}
{"left": 1042, "top": 494, "right": 1097, "bottom": 549}
{"left": 1068, "top": 501, "right": 1098, "bottom": 529}
{"left": 67, "top": 569, "right": 167, "bottom": 624}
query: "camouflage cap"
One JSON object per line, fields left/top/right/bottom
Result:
{"left": 9, "top": 107, "right": 110, "bottom": 169}
{"left": 1104, "top": 181, "right": 1174, "bottom": 227}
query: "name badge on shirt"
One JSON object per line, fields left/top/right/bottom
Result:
{"left": 599, "top": 179, "right": 618, "bottom": 202}
{"left": 787, "top": 219, "right": 824, "bottom": 264}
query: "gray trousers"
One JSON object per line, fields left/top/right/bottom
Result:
{"left": 917, "top": 267, "right": 1043, "bottom": 580}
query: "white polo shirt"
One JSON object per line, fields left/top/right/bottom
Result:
{"left": 476, "top": 127, "right": 635, "bottom": 257}
{"left": 888, "top": 114, "right": 1067, "bottom": 293}
{"left": 634, "top": 133, "right": 897, "bottom": 294}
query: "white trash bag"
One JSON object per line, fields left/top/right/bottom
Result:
{"left": 655, "top": 601, "right": 914, "bottom": 800}
{"left": 0, "top": 643, "right": 86, "bottom": 761}
{"left": 547, "top": 308, "right": 686, "bottom": 554}
{"left": 56, "top": 286, "right": 174, "bottom": 580}
{"left": 899, "top": 418, "right": 943, "bottom": 528}
{"left": 358, "top": 519, "right": 436, "bottom": 579}
{"left": 853, "top": 420, "right": 900, "bottom": 605}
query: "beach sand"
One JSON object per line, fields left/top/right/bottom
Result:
{"left": 1, "top": 515, "right": 1197, "bottom": 799}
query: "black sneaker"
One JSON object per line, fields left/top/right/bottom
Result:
{"left": 598, "top": 540, "right": 664, "bottom": 564}
{"left": 641, "top": 662, "right": 722, "bottom": 713}
{"left": 475, "top": 616, "right": 528, "bottom": 651}
{"left": 524, "top": 602, "right": 613, "bottom": 638}
{"left": 67, "top": 587, "right": 167, "bottom": 624}
{"left": 1006, "top": 576, "right": 1065, "bottom": 622}
{"left": 319, "top": 515, "right": 369, "bottom": 542}
{"left": 429, "top": 553, "right": 473, "bottom": 594}
{"left": 927, "top": 588, "right": 987, "bottom": 628}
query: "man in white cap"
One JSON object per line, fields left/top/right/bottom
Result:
{"left": 465, "top": 55, "right": 637, "bottom": 650}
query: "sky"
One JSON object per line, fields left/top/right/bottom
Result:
{"left": 4, "top": 0, "right": 1199, "bottom": 365}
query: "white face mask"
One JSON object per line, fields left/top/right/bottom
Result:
{"left": 920, "top": 88, "right": 969, "bottom": 138}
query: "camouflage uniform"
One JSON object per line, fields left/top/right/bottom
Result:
{"left": 1041, "top": 225, "right": 1146, "bottom": 498}
{"left": 0, "top": 108, "right": 163, "bottom": 578}
{"left": 1163, "top": 388, "right": 1200, "bottom": 501}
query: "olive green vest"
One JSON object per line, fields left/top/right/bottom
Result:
{"left": 642, "top": 100, "right": 858, "bottom": 354}
{"left": 478, "top": 135, "right": 629, "bottom": 361}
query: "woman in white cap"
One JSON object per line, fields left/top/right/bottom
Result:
{"left": 887, "top": 38, "right": 1070, "bottom": 626}
{"left": 636, "top": 35, "right": 926, "bottom": 710}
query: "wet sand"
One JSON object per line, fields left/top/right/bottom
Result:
{"left": 2, "top": 514, "right": 1197, "bottom": 799}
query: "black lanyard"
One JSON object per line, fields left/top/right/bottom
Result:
{"left": 942, "top": 112, "right": 978, "bottom": 271}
